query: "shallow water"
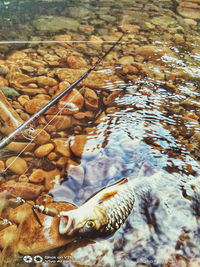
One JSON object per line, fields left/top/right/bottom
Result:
{"left": 0, "top": 0, "right": 200, "bottom": 266}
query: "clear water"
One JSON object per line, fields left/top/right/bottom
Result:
{"left": 0, "top": 0, "right": 200, "bottom": 266}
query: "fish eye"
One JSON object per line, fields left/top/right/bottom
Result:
{"left": 85, "top": 220, "right": 95, "bottom": 229}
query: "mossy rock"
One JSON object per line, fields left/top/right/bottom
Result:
{"left": 0, "top": 86, "right": 20, "bottom": 97}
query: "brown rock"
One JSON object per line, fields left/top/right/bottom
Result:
{"left": 44, "top": 168, "right": 61, "bottom": 191}
{"left": 0, "top": 91, "right": 23, "bottom": 135}
{"left": 79, "top": 25, "right": 94, "bottom": 34}
{"left": 6, "top": 72, "right": 36, "bottom": 89}
{"left": 57, "top": 88, "right": 84, "bottom": 113}
{"left": 25, "top": 98, "right": 49, "bottom": 114}
{"left": 88, "top": 35, "right": 103, "bottom": 44}
{"left": 70, "top": 135, "right": 87, "bottom": 157}
{"left": 29, "top": 169, "right": 45, "bottom": 183}
{"left": 53, "top": 138, "right": 71, "bottom": 157}
{"left": 118, "top": 56, "right": 134, "bottom": 65}
{"left": 37, "top": 76, "right": 58, "bottom": 87}
{"left": 33, "top": 129, "right": 51, "bottom": 145}
{"left": 46, "top": 115, "right": 72, "bottom": 130}
{"left": 18, "top": 95, "right": 30, "bottom": 106}
{"left": 66, "top": 55, "right": 87, "bottom": 69}
{"left": 34, "top": 143, "right": 54, "bottom": 157}
{"left": 6, "top": 142, "right": 35, "bottom": 153}
{"left": 0, "top": 76, "right": 8, "bottom": 86}
{"left": 177, "top": 2, "right": 200, "bottom": 19}
{"left": 56, "top": 68, "right": 123, "bottom": 89}
{"left": 0, "top": 160, "right": 5, "bottom": 172}
{"left": 73, "top": 111, "right": 94, "bottom": 119}
{"left": 103, "top": 91, "right": 123, "bottom": 106}
{"left": 136, "top": 45, "right": 173, "bottom": 61}
{"left": 84, "top": 88, "right": 99, "bottom": 111}
{"left": 7, "top": 51, "right": 27, "bottom": 61}
{"left": 4, "top": 181, "right": 44, "bottom": 200}
{"left": 120, "top": 24, "right": 140, "bottom": 33}
{"left": 6, "top": 157, "right": 28, "bottom": 175}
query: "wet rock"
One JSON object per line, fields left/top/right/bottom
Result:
{"left": 103, "top": 91, "right": 123, "bottom": 106}
{"left": 37, "top": 76, "right": 58, "bottom": 87}
{"left": 29, "top": 169, "right": 45, "bottom": 183}
{"left": 44, "top": 168, "right": 61, "bottom": 191}
{"left": 177, "top": 1, "right": 200, "bottom": 19}
{"left": 70, "top": 135, "right": 87, "bottom": 157}
{"left": 151, "top": 16, "right": 176, "bottom": 27}
{"left": 73, "top": 111, "right": 94, "bottom": 119}
{"left": 0, "top": 225, "right": 18, "bottom": 250}
{"left": 135, "top": 45, "right": 173, "bottom": 61}
{"left": 53, "top": 138, "right": 71, "bottom": 157}
{"left": 33, "top": 129, "right": 51, "bottom": 145}
{"left": 0, "top": 77, "right": 8, "bottom": 87}
{"left": 46, "top": 115, "right": 72, "bottom": 130}
{"left": 57, "top": 88, "right": 84, "bottom": 113}
{"left": 89, "top": 35, "right": 103, "bottom": 45}
{"left": 34, "top": 143, "right": 54, "bottom": 158}
{"left": 120, "top": 24, "right": 140, "bottom": 33}
{"left": 24, "top": 99, "right": 49, "bottom": 114}
{"left": 84, "top": 88, "right": 99, "bottom": 110}
{"left": 17, "top": 95, "right": 30, "bottom": 106}
{"left": 0, "top": 161, "right": 5, "bottom": 172}
{"left": 0, "top": 90, "right": 23, "bottom": 135}
{"left": 6, "top": 71, "right": 36, "bottom": 89}
{"left": 4, "top": 181, "right": 44, "bottom": 200}
{"left": 56, "top": 68, "right": 123, "bottom": 89}
{"left": 5, "top": 156, "right": 28, "bottom": 175}
{"left": 66, "top": 55, "right": 87, "bottom": 69}
{"left": 33, "top": 16, "right": 79, "bottom": 32}
{"left": 79, "top": 25, "right": 94, "bottom": 34}
{"left": 119, "top": 56, "right": 134, "bottom": 65}
{"left": 6, "top": 142, "right": 35, "bottom": 153}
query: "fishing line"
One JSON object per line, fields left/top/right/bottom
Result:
{"left": 0, "top": 33, "right": 126, "bottom": 176}
{"left": 1, "top": 89, "right": 82, "bottom": 176}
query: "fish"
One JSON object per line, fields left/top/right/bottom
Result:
{"left": 59, "top": 178, "right": 135, "bottom": 238}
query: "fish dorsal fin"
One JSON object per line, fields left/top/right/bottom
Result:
{"left": 83, "top": 178, "right": 128, "bottom": 204}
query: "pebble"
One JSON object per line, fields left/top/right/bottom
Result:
{"left": 29, "top": 169, "right": 45, "bottom": 183}
{"left": 120, "top": 24, "right": 140, "bottom": 33}
{"left": 135, "top": 45, "right": 173, "bottom": 60}
{"left": 5, "top": 156, "right": 28, "bottom": 175}
{"left": 4, "top": 181, "right": 44, "bottom": 200}
{"left": 34, "top": 143, "right": 54, "bottom": 157}
{"left": 84, "top": 88, "right": 99, "bottom": 110}
{"left": 0, "top": 77, "right": 8, "bottom": 87}
{"left": 33, "top": 129, "right": 51, "bottom": 145}
{"left": 44, "top": 168, "right": 61, "bottom": 191}
{"left": 70, "top": 135, "right": 88, "bottom": 157}
{"left": 6, "top": 142, "right": 35, "bottom": 153}
{"left": 66, "top": 55, "right": 87, "bottom": 69}
{"left": 18, "top": 95, "right": 30, "bottom": 106}
{"left": 46, "top": 115, "right": 72, "bottom": 130}
{"left": 0, "top": 160, "right": 5, "bottom": 172}
{"left": 33, "top": 16, "right": 79, "bottom": 32}
{"left": 53, "top": 138, "right": 71, "bottom": 157}
{"left": 58, "top": 88, "right": 84, "bottom": 113}
{"left": 37, "top": 76, "right": 58, "bottom": 87}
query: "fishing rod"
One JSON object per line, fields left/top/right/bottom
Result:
{"left": 0, "top": 33, "right": 125, "bottom": 150}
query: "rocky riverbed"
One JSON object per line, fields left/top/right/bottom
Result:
{"left": 0, "top": 0, "right": 200, "bottom": 266}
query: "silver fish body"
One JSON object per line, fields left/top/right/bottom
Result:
{"left": 59, "top": 178, "right": 135, "bottom": 238}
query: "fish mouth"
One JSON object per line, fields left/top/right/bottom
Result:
{"left": 59, "top": 215, "right": 75, "bottom": 235}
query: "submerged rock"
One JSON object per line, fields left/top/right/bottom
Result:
{"left": 33, "top": 16, "right": 79, "bottom": 32}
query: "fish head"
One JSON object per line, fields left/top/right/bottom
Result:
{"left": 59, "top": 205, "right": 109, "bottom": 238}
